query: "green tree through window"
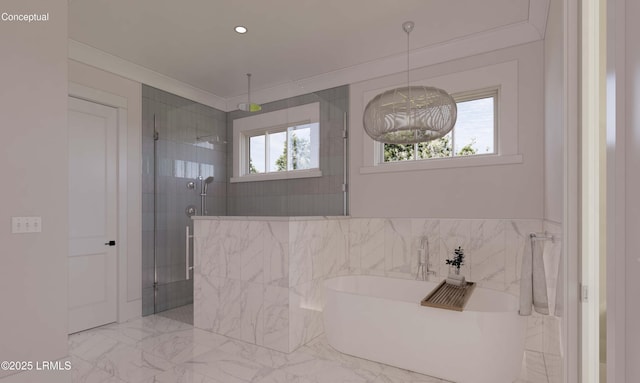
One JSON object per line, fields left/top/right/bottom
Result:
{"left": 384, "top": 136, "right": 477, "bottom": 162}
{"left": 276, "top": 132, "right": 311, "bottom": 171}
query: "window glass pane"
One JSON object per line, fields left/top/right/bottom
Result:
{"left": 453, "top": 96, "right": 495, "bottom": 156}
{"left": 249, "top": 135, "right": 265, "bottom": 173}
{"left": 269, "top": 131, "right": 287, "bottom": 172}
{"left": 417, "top": 132, "right": 453, "bottom": 159}
{"left": 384, "top": 143, "right": 415, "bottom": 162}
{"left": 288, "top": 124, "right": 313, "bottom": 170}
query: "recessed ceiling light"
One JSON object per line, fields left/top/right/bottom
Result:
{"left": 234, "top": 26, "right": 247, "bottom": 34}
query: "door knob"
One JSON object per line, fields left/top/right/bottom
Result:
{"left": 105, "top": 240, "right": 116, "bottom": 246}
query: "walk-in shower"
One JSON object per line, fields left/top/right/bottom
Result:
{"left": 142, "top": 85, "right": 227, "bottom": 317}
{"left": 141, "top": 83, "right": 349, "bottom": 318}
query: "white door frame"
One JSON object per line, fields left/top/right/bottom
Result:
{"left": 69, "top": 82, "right": 130, "bottom": 324}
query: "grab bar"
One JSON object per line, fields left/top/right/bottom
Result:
{"left": 185, "top": 226, "right": 194, "bottom": 280}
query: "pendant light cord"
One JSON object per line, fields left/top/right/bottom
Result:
{"left": 404, "top": 22, "right": 414, "bottom": 136}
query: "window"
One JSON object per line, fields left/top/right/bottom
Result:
{"left": 383, "top": 90, "right": 497, "bottom": 163}
{"left": 231, "top": 102, "right": 321, "bottom": 182}
{"left": 359, "top": 60, "right": 521, "bottom": 174}
{"left": 247, "top": 122, "right": 319, "bottom": 174}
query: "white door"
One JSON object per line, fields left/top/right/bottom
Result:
{"left": 68, "top": 96, "right": 118, "bottom": 334}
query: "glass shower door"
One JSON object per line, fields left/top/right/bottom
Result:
{"left": 142, "top": 85, "right": 226, "bottom": 317}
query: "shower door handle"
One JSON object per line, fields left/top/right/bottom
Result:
{"left": 185, "top": 226, "right": 194, "bottom": 280}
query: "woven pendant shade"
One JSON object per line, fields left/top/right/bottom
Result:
{"left": 362, "top": 21, "right": 457, "bottom": 144}
{"left": 363, "top": 85, "right": 457, "bottom": 144}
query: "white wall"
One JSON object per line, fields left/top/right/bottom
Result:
{"left": 544, "top": 0, "right": 565, "bottom": 224}
{"left": 0, "top": 0, "right": 69, "bottom": 378}
{"left": 68, "top": 60, "right": 142, "bottom": 322}
{"left": 624, "top": 0, "right": 640, "bottom": 379}
{"left": 349, "top": 42, "right": 545, "bottom": 219}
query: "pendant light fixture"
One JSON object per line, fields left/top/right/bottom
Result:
{"left": 363, "top": 21, "right": 457, "bottom": 144}
{"left": 238, "top": 73, "right": 262, "bottom": 112}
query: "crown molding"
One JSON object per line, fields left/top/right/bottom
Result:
{"left": 68, "top": 39, "right": 227, "bottom": 111}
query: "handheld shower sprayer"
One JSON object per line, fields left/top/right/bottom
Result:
{"left": 196, "top": 176, "right": 215, "bottom": 216}
{"left": 203, "top": 176, "right": 214, "bottom": 194}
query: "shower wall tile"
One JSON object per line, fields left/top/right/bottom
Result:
{"left": 226, "top": 85, "right": 348, "bottom": 216}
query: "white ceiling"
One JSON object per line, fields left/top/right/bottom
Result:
{"left": 69, "top": 0, "right": 545, "bottom": 107}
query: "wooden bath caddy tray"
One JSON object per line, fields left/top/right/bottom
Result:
{"left": 420, "top": 280, "right": 476, "bottom": 311}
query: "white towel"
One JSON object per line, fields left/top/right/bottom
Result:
{"left": 519, "top": 236, "right": 549, "bottom": 316}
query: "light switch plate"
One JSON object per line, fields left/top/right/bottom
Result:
{"left": 11, "top": 217, "right": 42, "bottom": 233}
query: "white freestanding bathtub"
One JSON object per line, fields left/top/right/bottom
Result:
{"left": 323, "top": 275, "right": 526, "bottom": 383}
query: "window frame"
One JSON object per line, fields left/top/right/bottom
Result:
{"left": 231, "top": 102, "right": 322, "bottom": 183}
{"left": 380, "top": 87, "right": 499, "bottom": 163}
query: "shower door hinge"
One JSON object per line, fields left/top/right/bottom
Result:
{"left": 342, "top": 130, "right": 348, "bottom": 139}
{"left": 581, "top": 284, "right": 589, "bottom": 303}
{"left": 342, "top": 183, "right": 348, "bottom": 192}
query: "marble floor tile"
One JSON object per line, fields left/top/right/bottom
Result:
{"left": 93, "top": 343, "right": 174, "bottom": 383}
{"left": 68, "top": 312, "right": 552, "bottom": 383}
{"left": 71, "top": 356, "right": 127, "bottom": 383}
{"left": 154, "top": 364, "right": 232, "bottom": 383}
{"left": 185, "top": 348, "right": 268, "bottom": 382}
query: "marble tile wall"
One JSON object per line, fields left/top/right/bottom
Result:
{"left": 194, "top": 218, "right": 289, "bottom": 352}
{"left": 194, "top": 216, "right": 563, "bottom": 358}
